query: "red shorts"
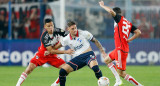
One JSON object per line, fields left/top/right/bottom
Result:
{"left": 109, "top": 49, "right": 128, "bottom": 70}
{"left": 30, "top": 52, "right": 65, "bottom": 68}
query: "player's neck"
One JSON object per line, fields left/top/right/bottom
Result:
{"left": 71, "top": 34, "right": 76, "bottom": 39}
{"left": 48, "top": 31, "right": 53, "bottom": 34}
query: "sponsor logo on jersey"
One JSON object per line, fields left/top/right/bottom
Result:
{"left": 74, "top": 44, "right": 83, "bottom": 51}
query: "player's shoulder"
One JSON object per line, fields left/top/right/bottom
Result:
{"left": 78, "top": 29, "right": 90, "bottom": 35}
{"left": 41, "top": 30, "right": 48, "bottom": 36}
{"left": 41, "top": 30, "right": 49, "bottom": 40}
{"left": 40, "top": 30, "right": 50, "bottom": 44}
{"left": 122, "top": 16, "right": 132, "bottom": 24}
{"left": 54, "top": 28, "right": 65, "bottom": 33}
{"left": 62, "top": 34, "right": 70, "bottom": 41}
{"left": 53, "top": 28, "right": 67, "bottom": 36}
{"left": 78, "top": 29, "right": 83, "bottom": 34}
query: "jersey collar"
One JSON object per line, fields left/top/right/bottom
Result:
{"left": 69, "top": 30, "right": 79, "bottom": 40}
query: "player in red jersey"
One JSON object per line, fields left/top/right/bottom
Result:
{"left": 16, "top": 18, "right": 74, "bottom": 86}
{"left": 99, "top": 1, "right": 143, "bottom": 86}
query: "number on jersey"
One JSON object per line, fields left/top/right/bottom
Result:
{"left": 122, "top": 20, "right": 131, "bottom": 37}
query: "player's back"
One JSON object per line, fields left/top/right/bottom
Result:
{"left": 114, "top": 15, "right": 133, "bottom": 52}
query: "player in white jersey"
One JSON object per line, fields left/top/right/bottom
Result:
{"left": 47, "top": 21, "right": 106, "bottom": 86}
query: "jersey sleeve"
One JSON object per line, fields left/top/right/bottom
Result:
{"left": 131, "top": 25, "right": 137, "bottom": 33}
{"left": 54, "top": 28, "right": 67, "bottom": 37}
{"left": 113, "top": 14, "right": 121, "bottom": 23}
{"left": 60, "top": 36, "right": 68, "bottom": 47}
{"left": 41, "top": 33, "right": 51, "bottom": 47}
{"left": 83, "top": 30, "right": 93, "bottom": 41}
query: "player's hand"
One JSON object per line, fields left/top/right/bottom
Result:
{"left": 65, "top": 49, "right": 74, "bottom": 55}
{"left": 99, "top": 1, "right": 105, "bottom": 7}
{"left": 44, "top": 51, "right": 50, "bottom": 56}
{"left": 127, "top": 39, "right": 131, "bottom": 43}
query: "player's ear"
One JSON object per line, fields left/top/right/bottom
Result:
{"left": 67, "top": 27, "right": 70, "bottom": 31}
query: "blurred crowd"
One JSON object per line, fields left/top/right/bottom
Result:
{"left": 0, "top": 0, "right": 58, "bottom": 4}
{"left": 0, "top": 3, "right": 53, "bottom": 39}
{"left": 0, "top": 0, "right": 160, "bottom": 39}
{"left": 132, "top": 0, "right": 160, "bottom": 6}
{"left": 66, "top": 0, "right": 125, "bottom": 7}
{"left": 65, "top": 5, "right": 160, "bottom": 39}
{"left": 0, "top": 8, "right": 39, "bottom": 39}
{"left": 132, "top": 10, "right": 160, "bottom": 38}
{"left": 66, "top": 0, "right": 160, "bottom": 6}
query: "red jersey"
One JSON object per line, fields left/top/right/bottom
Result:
{"left": 37, "top": 28, "right": 67, "bottom": 57}
{"left": 113, "top": 15, "right": 137, "bottom": 52}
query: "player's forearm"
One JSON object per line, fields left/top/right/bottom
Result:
{"left": 101, "top": 5, "right": 111, "bottom": 12}
{"left": 91, "top": 38, "right": 105, "bottom": 53}
{"left": 50, "top": 50, "right": 66, "bottom": 54}
{"left": 53, "top": 43, "right": 62, "bottom": 50}
{"left": 101, "top": 6, "right": 116, "bottom": 16}
{"left": 128, "top": 30, "right": 141, "bottom": 42}
{"left": 94, "top": 40, "right": 105, "bottom": 53}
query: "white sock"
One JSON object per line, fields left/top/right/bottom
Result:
{"left": 124, "top": 74, "right": 143, "bottom": 86}
{"left": 108, "top": 62, "right": 121, "bottom": 82}
{"left": 16, "top": 72, "right": 27, "bottom": 86}
{"left": 54, "top": 77, "right": 59, "bottom": 84}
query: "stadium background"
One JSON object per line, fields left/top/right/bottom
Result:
{"left": 0, "top": 0, "right": 160, "bottom": 86}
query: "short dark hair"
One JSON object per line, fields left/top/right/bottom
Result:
{"left": 44, "top": 18, "right": 52, "bottom": 24}
{"left": 67, "top": 21, "right": 76, "bottom": 27}
{"left": 113, "top": 7, "right": 121, "bottom": 15}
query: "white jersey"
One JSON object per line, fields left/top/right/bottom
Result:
{"left": 60, "top": 30, "right": 93, "bottom": 57}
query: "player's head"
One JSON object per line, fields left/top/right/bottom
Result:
{"left": 44, "top": 18, "right": 54, "bottom": 34}
{"left": 67, "top": 21, "right": 78, "bottom": 36}
{"left": 113, "top": 7, "right": 122, "bottom": 15}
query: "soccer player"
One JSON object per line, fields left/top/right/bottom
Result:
{"left": 48, "top": 21, "right": 106, "bottom": 86}
{"left": 16, "top": 18, "right": 74, "bottom": 86}
{"left": 99, "top": 1, "right": 143, "bottom": 86}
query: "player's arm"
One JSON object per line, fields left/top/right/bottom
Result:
{"left": 53, "top": 42, "right": 63, "bottom": 50}
{"left": 46, "top": 45, "right": 73, "bottom": 55}
{"left": 91, "top": 37, "right": 106, "bottom": 54}
{"left": 127, "top": 26, "right": 141, "bottom": 43}
{"left": 99, "top": 1, "right": 116, "bottom": 17}
{"left": 44, "top": 43, "right": 74, "bottom": 56}
{"left": 46, "top": 44, "right": 63, "bottom": 54}
{"left": 42, "top": 36, "right": 73, "bottom": 55}
{"left": 84, "top": 30, "right": 107, "bottom": 58}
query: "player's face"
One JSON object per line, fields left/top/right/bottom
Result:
{"left": 44, "top": 22, "right": 54, "bottom": 34}
{"left": 68, "top": 25, "right": 77, "bottom": 36}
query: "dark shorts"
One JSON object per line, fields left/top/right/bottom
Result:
{"left": 67, "top": 51, "right": 96, "bottom": 71}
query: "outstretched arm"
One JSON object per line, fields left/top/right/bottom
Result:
{"left": 99, "top": 1, "right": 116, "bottom": 17}
{"left": 46, "top": 43, "right": 74, "bottom": 55}
{"left": 91, "top": 37, "right": 106, "bottom": 55}
{"left": 127, "top": 29, "right": 141, "bottom": 43}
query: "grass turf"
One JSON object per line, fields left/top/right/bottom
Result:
{"left": 0, "top": 66, "right": 159, "bottom": 86}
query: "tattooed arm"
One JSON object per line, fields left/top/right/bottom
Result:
{"left": 91, "top": 37, "right": 105, "bottom": 54}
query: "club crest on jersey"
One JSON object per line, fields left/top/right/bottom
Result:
{"left": 36, "top": 56, "right": 39, "bottom": 59}
{"left": 77, "top": 38, "right": 82, "bottom": 42}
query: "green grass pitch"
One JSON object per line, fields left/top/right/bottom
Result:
{"left": 0, "top": 66, "right": 160, "bottom": 86}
